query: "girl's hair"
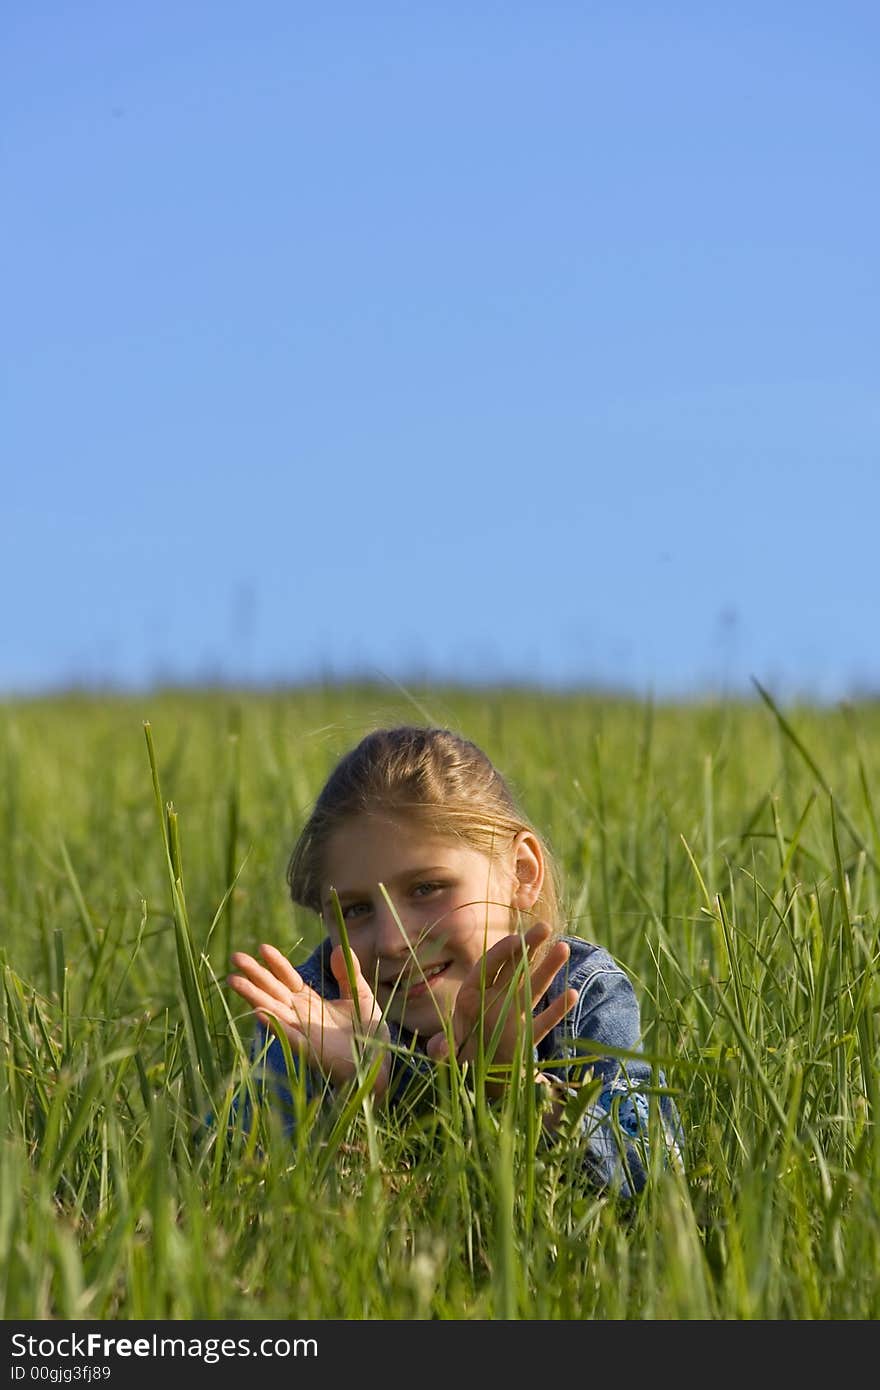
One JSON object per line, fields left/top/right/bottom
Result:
{"left": 287, "top": 725, "right": 562, "bottom": 932}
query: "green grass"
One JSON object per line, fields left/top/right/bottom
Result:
{"left": 1, "top": 682, "right": 878, "bottom": 1318}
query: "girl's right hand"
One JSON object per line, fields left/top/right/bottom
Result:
{"left": 228, "top": 942, "right": 391, "bottom": 1098}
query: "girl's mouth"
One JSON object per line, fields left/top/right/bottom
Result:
{"left": 402, "top": 961, "right": 450, "bottom": 999}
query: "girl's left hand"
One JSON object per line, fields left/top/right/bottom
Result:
{"left": 423, "top": 921, "right": 577, "bottom": 1091}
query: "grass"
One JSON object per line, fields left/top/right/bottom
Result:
{"left": 1, "top": 682, "right": 878, "bottom": 1319}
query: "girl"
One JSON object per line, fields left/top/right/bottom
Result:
{"left": 227, "top": 724, "right": 682, "bottom": 1196}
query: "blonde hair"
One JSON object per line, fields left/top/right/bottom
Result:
{"left": 287, "top": 725, "right": 562, "bottom": 932}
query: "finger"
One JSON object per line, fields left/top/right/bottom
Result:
{"left": 328, "top": 941, "right": 360, "bottom": 994}
{"left": 531, "top": 987, "right": 579, "bottom": 1046}
{"left": 329, "top": 944, "right": 381, "bottom": 1021}
{"left": 425, "top": 1031, "right": 450, "bottom": 1062}
{"left": 466, "top": 925, "right": 555, "bottom": 1007}
{"left": 525, "top": 939, "right": 571, "bottom": 1005}
{"left": 490, "top": 928, "right": 568, "bottom": 1005}
{"left": 258, "top": 943, "right": 306, "bottom": 994}
{"left": 228, "top": 970, "right": 324, "bottom": 1036}
{"left": 493, "top": 939, "right": 571, "bottom": 1032}
{"left": 476, "top": 931, "right": 534, "bottom": 989}
{"left": 483, "top": 921, "right": 553, "bottom": 981}
{"left": 523, "top": 920, "right": 554, "bottom": 949}
{"left": 229, "top": 949, "right": 304, "bottom": 1009}
{"left": 227, "top": 971, "right": 297, "bottom": 1021}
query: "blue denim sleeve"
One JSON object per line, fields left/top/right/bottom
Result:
{"left": 539, "top": 960, "right": 684, "bottom": 1198}
{"left": 241, "top": 1022, "right": 436, "bottom": 1132}
{"left": 234, "top": 1025, "right": 324, "bottom": 1135}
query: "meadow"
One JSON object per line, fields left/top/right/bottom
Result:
{"left": 1, "top": 682, "right": 878, "bottom": 1320}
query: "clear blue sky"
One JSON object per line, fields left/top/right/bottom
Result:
{"left": 4, "top": 2, "right": 878, "bottom": 701}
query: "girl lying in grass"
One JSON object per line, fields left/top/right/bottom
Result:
{"left": 227, "top": 725, "right": 682, "bottom": 1196}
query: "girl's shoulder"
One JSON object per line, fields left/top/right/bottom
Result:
{"left": 557, "top": 934, "right": 629, "bottom": 989}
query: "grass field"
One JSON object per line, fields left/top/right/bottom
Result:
{"left": 1, "top": 682, "right": 878, "bottom": 1319}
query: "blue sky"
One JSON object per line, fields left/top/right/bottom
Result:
{"left": 4, "top": 2, "right": 878, "bottom": 701}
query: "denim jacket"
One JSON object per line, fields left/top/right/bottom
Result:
{"left": 249, "top": 934, "right": 683, "bottom": 1198}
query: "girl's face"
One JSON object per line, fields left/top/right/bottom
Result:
{"left": 319, "top": 813, "right": 542, "bottom": 1035}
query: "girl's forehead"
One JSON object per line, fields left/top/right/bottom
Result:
{"left": 320, "top": 813, "right": 501, "bottom": 882}
{"left": 325, "top": 813, "right": 460, "bottom": 861}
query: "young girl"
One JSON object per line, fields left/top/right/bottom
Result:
{"left": 227, "top": 724, "right": 682, "bottom": 1196}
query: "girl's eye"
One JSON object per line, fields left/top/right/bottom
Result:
{"left": 413, "top": 881, "right": 444, "bottom": 898}
{"left": 342, "top": 901, "right": 370, "bottom": 921}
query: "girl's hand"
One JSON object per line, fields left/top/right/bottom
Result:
{"left": 228, "top": 942, "right": 391, "bottom": 1098}
{"left": 423, "top": 921, "right": 578, "bottom": 1094}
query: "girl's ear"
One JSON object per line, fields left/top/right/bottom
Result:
{"left": 511, "top": 831, "right": 544, "bottom": 911}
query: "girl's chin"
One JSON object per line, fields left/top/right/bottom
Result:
{"left": 388, "top": 985, "right": 455, "bottom": 1034}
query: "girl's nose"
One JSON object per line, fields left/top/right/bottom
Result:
{"left": 373, "top": 897, "right": 414, "bottom": 957}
